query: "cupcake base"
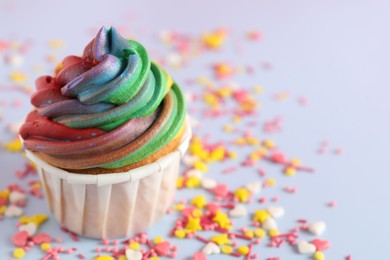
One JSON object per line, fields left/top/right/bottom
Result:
{"left": 25, "top": 118, "right": 191, "bottom": 239}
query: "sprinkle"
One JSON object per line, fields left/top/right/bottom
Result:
{"left": 13, "top": 248, "right": 25, "bottom": 258}
{"left": 94, "top": 256, "right": 114, "bottom": 260}
{"left": 40, "top": 243, "right": 51, "bottom": 251}
{"left": 10, "top": 72, "right": 27, "bottom": 83}
{"left": 185, "top": 216, "right": 202, "bottom": 232}
{"left": 254, "top": 228, "right": 266, "bottom": 238}
{"left": 237, "top": 245, "right": 249, "bottom": 255}
{"left": 253, "top": 209, "right": 270, "bottom": 223}
{"left": 210, "top": 234, "right": 231, "bottom": 245}
{"left": 129, "top": 242, "right": 140, "bottom": 250}
{"left": 191, "top": 195, "right": 207, "bottom": 208}
{"left": 314, "top": 251, "right": 325, "bottom": 260}
{"left": 234, "top": 188, "right": 251, "bottom": 203}
{"left": 202, "top": 29, "right": 227, "bottom": 49}
{"left": 174, "top": 229, "right": 186, "bottom": 239}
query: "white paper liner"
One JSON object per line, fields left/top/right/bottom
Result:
{"left": 25, "top": 118, "right": 191, "bottom": 239}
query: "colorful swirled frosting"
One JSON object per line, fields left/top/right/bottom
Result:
{"left": 20, "top": 27, "right": 186, "bottom": 172}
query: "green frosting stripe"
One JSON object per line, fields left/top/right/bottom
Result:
{"left": 101, "top": 83, "right": 185, "bottom": 168}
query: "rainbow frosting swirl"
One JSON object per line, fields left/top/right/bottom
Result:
{"left": 20, "top": 27, "right": 186, "bottom": 170}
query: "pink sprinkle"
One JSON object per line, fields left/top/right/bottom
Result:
{"left": 102, "top": 239, "right": 109, "bottom": 245}
{"left": 230, "top": 252, "right": 242, "bottom": 257}
{"left": 298, "top": 96, "right": 308, "bottom": 106}
{"left": 272, "top": 197, "right": 279, "bottom": 202}
{"left": 346, "top": 255, "right": 352, "bottom": 260}
{"left": 223, "top": 166, "right": 237, "bottom": 174}
{"left": 96, "top": 247, "right": 101, "bottom": 253}
{"left": 195, "top": 235, "right": 210, "bottom": 244}
{"left": 328, "top": 201, "right": 336, "bottom": 207}
{"left": 334, "top": 147, "right": 343, "bottom": 154}
{"left": 257, "top": 168, "right": 266, "bottom": 177}
{"left": 77, "top": 253, "right": 85, "bottom": 259}
{"left": 258, "top": 197, "right": 267, "bottom": 203}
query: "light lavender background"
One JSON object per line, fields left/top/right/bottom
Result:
{"left": 1, "top": 0, "right": 389, "bottom": 259}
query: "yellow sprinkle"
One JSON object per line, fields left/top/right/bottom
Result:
{"left": 254, "top": 228, "right": 266, "bottom": 238}
{"left": 209, "top": 147, "right": 225, "bottom": 161}
{"left": 290, "top": 158, "right": 301, "bottom": 167}
{"left": 265, "top": 178, "right": 276, "bottom": 187}
{"left": 41, "top": 243, "right": 51, "bottom": 251}
{"left": 202, "top": 31, "right": 226, "bottom": 49}
{"left": 3, "top": 138, "right": 23, "bottom": 152}
{"left": 236, "top": 138, "right": 246, "bottom": 146}
{"left": 94, "top": 256, "right": 114, "bottom": 260}
{"left": 237, "top": 245, "right": 249, "bottom": 255}
{"left": 174, "top": 229, "right": 186, "bottom": 239}
{"left": 192, "top": 195, "right": 207, "bottom": 208}
{"left": 32, "top": 183, "right": 42, "bottom": 190}
{"left": 19, "top": 214, "right": 48, "bottom": 227}
{"left": 269, "top": 229, "right": 280, "bottom": 237}
{"left": 232, "top": 115, "right": 241, "bottom": 123}
{"left": 314, "top": 251, "right": 325, "bottom": 260}
{"left": 0, "top": 206, "right": 7, "bottom": 214}
{"left": 55, "top": 62, "right": 64, "bottom": 74}
{"left": 284, "top": 167, "right": 296, "bottom": 176}
{"left": 117, "top": 256, "right": 127, "bottom": 260}
{"left": 223, "top": 124, "right": 233, "bottom": 132}
{"left": 253, "top": 85, "right": 264, "bottom": 94}
{"left": 192, "top": 209, "right": 203, "bottom": 218}
{"left": 263, "top": 140, "right": 275, "bottom": 149}
{"left": 0, "top": 189, "right": 10, "bottom": 200}
{"left": 48, "top": 39, "right": 66, "bottom": 49}
{"left": 204, "top": 93, "right": 219, "bottom": 108}
{"left": 185, "top": 177, "right": 201, "bottom": 188}
{"left": 13, "top": 248, "right": 25, "bottom": 258}
{"left": 249, "top": 152, "right": 260, "bottom": 160}
{"left": 185, "top": 216, "right": 202, "bottom": 232}
{"left": 210, "top": 234, "right": 230, "bottom": 245}
{"left": 234, "top": 188, "right": 251, "bottom": 203}
{"left": 10, "top": 72, "right": 27, "bottom": 83}
{"left": 257, "top": 147, "right": 268, "bottom": 156}
{"left": 153, "top": 236, "right": 164, "bottom": 244}
{"left": 212, "top": 211, "right": 231, "bottom": 229}
{"left": 244, "top": 230, "right": 254, "bottom": 238}
{"left": 149, "top": 257, "right": 160, "bottom": 260}
{"left": 253, "top": 209, "right": 270, "bottom": 223}
{"left": 221, "top": 245, "right": 233, "bottom": 254}
{"left": 229, "top": 151, "right": 237, "bottom": 159}
{"left": 197, "top": 76, "right": 213, "bottom": 87}
{"left": 246, "top": 137, "right": 260, "bottom": 146}
{"left": 173, "top": 203, "right": 185, "bottom": 211}
{"left": 176, "top": 177, "right": 184, "bottom": 188}
{"left": 218, "top": 87, "right": 233, "bottom": 97}
{"left": 129, "top": 242, "right": 140, "bottom": 250}
{"left": 193, "top": 161, "right": 208, "bottom": 172}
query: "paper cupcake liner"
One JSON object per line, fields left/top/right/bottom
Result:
{"left": 24, "top": 118, "right": 191, "bottom": 239}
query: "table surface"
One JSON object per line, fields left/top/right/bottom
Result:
{"left": 1, "top": 0, "right": 389, "bottom": 259}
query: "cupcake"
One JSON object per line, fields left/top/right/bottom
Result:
{"left": 19, "top": 27, "right": 191, "bottom": 239}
